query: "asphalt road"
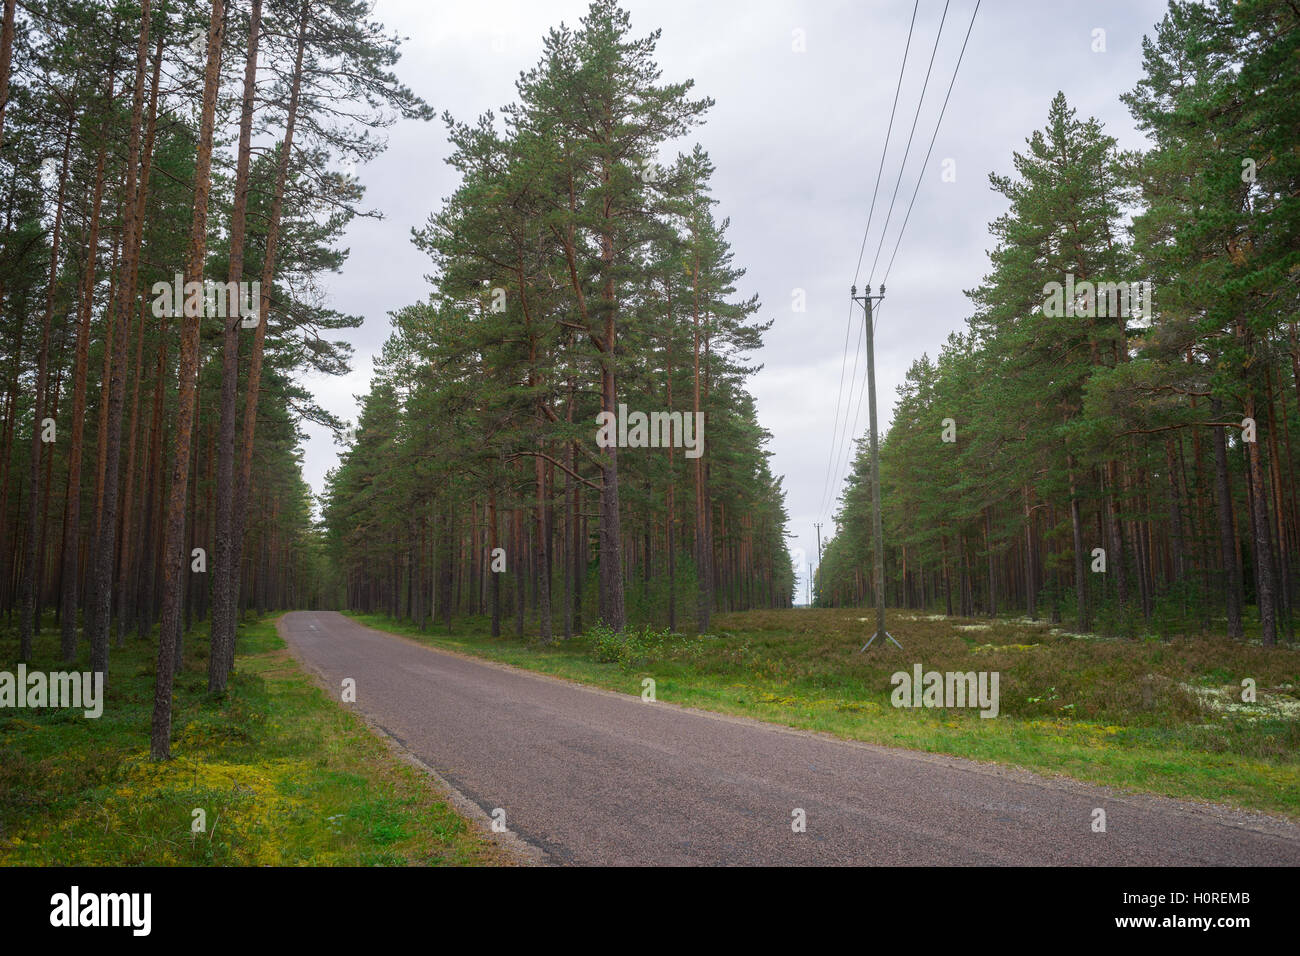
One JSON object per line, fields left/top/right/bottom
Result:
{"left": 279, "top": 611, "right": 1300, "bottom": 866}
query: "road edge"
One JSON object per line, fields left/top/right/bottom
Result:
{"left": 334, "top": 611, "right": 1300, "bottom": 843}
{"left": 272, "top": 613, "right": 551, "bottom": 867}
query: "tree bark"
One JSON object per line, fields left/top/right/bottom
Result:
{"left": 1211, "top": 397, "right": 1245, "bottom": 638}
{"left": 1243, "top": 391, "right": 1277, "bottom": 645}
{"left": 226, "top": 0, "right": 309, "bottom": 679}
{"left": 19, "top": 105, "right": 74, "bottom": 660}
{"left": 59, "top": 74, "right": 114, "bottom": 662}
{"left": 87, "top": 0, "right": 152, "bottom": 681}
{"left": 151, "top": 0, "right": 224, "bottom": 760}
{"left": 210, "top": 0, "right": 263, "bottom": 692}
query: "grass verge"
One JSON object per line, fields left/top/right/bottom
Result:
{"left": 345, "top": 607, "right": 1300, "bottom": 821}
{"left": 0, "top": 614, "right": 509, "bottom": 865}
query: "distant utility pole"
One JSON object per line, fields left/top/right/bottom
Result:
{"left": 813, "top": 522, "right": 822, "bottom": 608}
{"left": 851, "top": 285, "right": 900, "bottom": 651}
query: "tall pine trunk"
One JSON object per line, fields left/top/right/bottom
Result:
{"left": 87, "top": 0, "right": 152, "bottom": 680}
{"left": 1211, "top": 398, "right": 1245, "bottom": 638}
{"left": 210, "top": 0, "right": 262, "bottom": 693}
{"left": 19, "top": 106, "right": 74, "bottom": 660}
{"left": 58, "top": 74, "right": 114, "bottom": 662}
{"left": 151, "top": 0, "right": 224, "bottom": 760}
{"left": 226, "top": 0, "right": 309, "bottom": 679}
{"left": 1243, "top": 391, "right": 1277, "bottom": 645}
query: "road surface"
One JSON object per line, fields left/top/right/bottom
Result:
{"left": 278, "top": 611, "right": 1300, "bottom": 866}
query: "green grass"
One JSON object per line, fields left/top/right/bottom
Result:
{"left": 347, "top": 607, "right": 1300, "bottom": 820}
{"left": 0, "top": 614, "right": 509, "bottom": 866}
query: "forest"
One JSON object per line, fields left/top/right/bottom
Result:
{"left": 0, "top": 0, "right": 797, "bottom": 763}
{"left": 2, "top": 0, "right": 1298, "bottom": 879}
{"left": 320, "top": 0, "right": 796, "bottom": 639}
{"left": 0, "top": 0, "right": 428, "bottom": 757}
{"left": 9, "top": 0, "right": 1291, "bottom": 774}
{"left": 817, "top": 1, "right": 1299, "bottom": 647}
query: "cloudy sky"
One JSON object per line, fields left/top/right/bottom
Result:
{"left": 304, "top": 0, "right": 1172, "bottom": 601}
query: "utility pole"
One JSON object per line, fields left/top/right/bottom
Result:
{"left": 852, "top": 285, "right": 900, "bottom": 651}
{"left": 812, "top": 522, "right": 822, "bottom": 608}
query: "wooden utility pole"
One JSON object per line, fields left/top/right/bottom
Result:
{"left": 812, "top": 522, "right": 822, "bottom": 608}
{"left": 852, "top": 285, "right": 900, "bottom": 651}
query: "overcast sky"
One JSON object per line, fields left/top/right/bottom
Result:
{"left": 303, "top": 0, "right": 1172, "bottom": 602}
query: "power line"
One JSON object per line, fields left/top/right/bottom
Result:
{"left": 816, "top": 297, "right": 858, "bottom": 520}
{"left": 825, "top": 0, "right": 919, "bottom": 523}
{"left": 826, "top": 0, "right": 983, "bottom": 521}
{"left": 820, "top": 304, "right": 866, "bottom": 520}
{"left": 882, "top": 0, "right": 982, "bottom": 287}
{"left": 852, "top": 0, "right": 920, "bottom": 290}
{"left": 867, "top": 0, "right": 951, "bottom": 287}
{"left": 829, "top": 310, "right": 868, "bottom": 519}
